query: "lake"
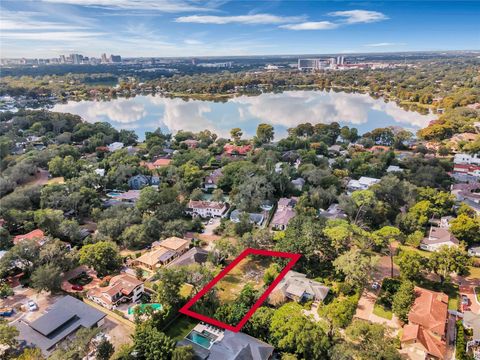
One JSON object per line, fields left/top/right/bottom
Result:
{"left": 52, "top": 90, "right": 435, "bottom": 140}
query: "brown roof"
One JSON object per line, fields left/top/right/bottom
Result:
{"left": 402, "top": 324, "right": 447, "bottom": 359}
{"left": 408, "top": 287, "right": 448, "bottom": 336}
{"left": 87, "top": 273, "right": 142, "bottom": 304}
{"left": 135, "top": 247, "right": 175, "bottom": 267}
{"left": 158, "top": 237, "right": 190, "bottom": 251}
{"left": 271, "top": 208, "right": 296, "bottom": 227}
{"left": 422, "top": 227, "right": 459, "bottom": 246}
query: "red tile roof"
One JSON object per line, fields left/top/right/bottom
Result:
{"left": 13, "top": 229, "right": 45, "bottom": 245}
{"left": 223, "top": 143, "right": 252, "bottom": 155}
{"left": 402, "top": 324, "right": 447, "bottom": 359}
{"left": 408, "top": 287, "right": 448, "bottom": 336}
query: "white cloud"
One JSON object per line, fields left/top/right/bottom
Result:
{"left": 328, "top": 10, "right": 388, "bottom": 24}
{"left": 0, "top": 31, "right": 106, "bottom": 41}
{"left": 175, "top": 14, "right": 305, "bottom": 25}
{"left": 364, "top": 42, "right": 406, "bottom": 47}
{"left": 280, "top": 21, "right": 338, "bottom": 30}
{"left": 40, "top": 0, "right": 215, "bottom": 12}
{"left": 184, "top": 39, "right": 203, "bottom": 45}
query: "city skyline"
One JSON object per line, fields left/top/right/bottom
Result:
{"left": 1, "top": 0, "right": 479, "bottom": 58}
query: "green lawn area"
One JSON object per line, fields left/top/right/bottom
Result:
{"left": 164, "top": 315, "right": 198, "bottom": 341}
{"left": 468, "top": 266, "right": 480, "bottom": 280}
{"left": 373, "top": 302, "right": 393, "bottom": 320}
{"left": 475, "top": 287, "right": 480, "bottom": 303}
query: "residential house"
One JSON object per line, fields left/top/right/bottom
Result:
{"left": 463, "top": 311, "right": 480, "bottom": 344}
{"left": 94, "top": 168, "right": 105, "bottom": 177}
{"left": 141, "top": 158, "right": 172, "bottom": 171}
{"left": 13, "top": 296, "right": 106, "bottom": 356}
{"left": 156, "top": 237, "right": 190, "bottom": 254}
{"left": 107, "top": 190, "right": 141, "bottom": 203}
{"left": 178, "top": 324, "right": 274, "bottom": 360}
{"left": 186, "top": 200, "right": 228, "bottom": 218}
{"left": 420, "top": 227, "right": 459, "bottom": 252}
{"left": 468, "top": 246, "right": 480, "bottom": 257}
{"left": 165, "top": 247, "right": 209, "bottom": 268}
{"left": 271, "top": 197, "right": 297, "bottom": 230}
{"left": 400, "top": 287, "right": 448, "bottom": 360}
{"left": 223, "top": 143, "right": 252, "bottom": 156}
{"left": 318, "top": 203, "right": 348, "bottom": 220}
{"left": 133, "top": 247, "right": 178, "bottom": 270}
{"left": 107, "top": 142, "right": 124, "bottom": 152}
{"left": 291, "top": 177, "right": 305, "bottom": 191}
{"left": 204, "top": 168, "right": 223, "bottom": 190}
{"left": 454, "top": 153, "right": 480, "bottom": 174}
{"left": 87, "top": 274, "right": 144, "bottom": 310}
{"left": 451, "top": 182, "right": 480, "bottom": 214}
{"left": 347, "top": 176, "right": 380, "bottom": 192}
{"left": 270, "top": 271, "right": 330, "bottom": 303}
{"left": 386, "top": 165, "right": 403, "bottom": 173}
{"left": 13, "top": 229, "right": 47, "bottom": 246}
{"left": 128, "top": 174, "right": 160, "bottom": 190}
{"left": 133, "top": 237, "right": 191, "bottom": 270}
{"left": 181, "top": 139, "right": 199, "bottom": 148}
{"left": 230, "top": 209, "right": 264, "bottom": 226}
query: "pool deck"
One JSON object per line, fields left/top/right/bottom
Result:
{"left": 191, "top": 323, "right": 225, "bottom": 342}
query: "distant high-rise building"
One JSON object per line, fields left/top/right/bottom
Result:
{"left": 70, "top": 53, "right": 83, "bottom": 64}
{"left": 101, "top": 53, "right": 108, "bottom": 63}
{"left": 59, "top": 55, "right": 66, "bottom": 64}
{"left": 336, "top": 56, "right": 345, "bottom": 65}
{"left": 192, "top": 58, "right": 198, "bottom": 65}
{"left": 298, "top": 59, "right": 319, "bottom": 70}
{"left": 110, "top": 55, "right": 122, "bottom": 63}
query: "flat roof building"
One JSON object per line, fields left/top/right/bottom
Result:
{"left": 14, "top": 296, "right": 106, "bottom": 356}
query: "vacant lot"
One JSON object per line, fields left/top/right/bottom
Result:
{"left": 215, "top": 256, "right": 273, "bottom": 303}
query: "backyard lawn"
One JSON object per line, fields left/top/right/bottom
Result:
{"left": 164, "top": 315, "right": 198, "bottom": 341}
{"left": 373, "top": 302, "right": 393, "bottom": 320}
{"left": 475, "top": 287, "right": 480, "bottom": 303}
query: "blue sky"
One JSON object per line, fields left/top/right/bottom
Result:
{"left": 1, "top": 0, "right": 479, "bottom": 58}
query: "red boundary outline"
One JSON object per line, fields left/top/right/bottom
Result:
{"left": 179, "top": 248, "right": 301, "bottom": 332}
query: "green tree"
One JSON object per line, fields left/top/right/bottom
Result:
{"left": 270, "top": 303, "right": 330, "bottom": 359}
{"left": 31, "top": 263, "right": 62, "bottom": 292}
{"left": 256, "top": 123, "right": 275, "bottom": 144}
{"left": 96, "top": 338, "right": 114, "bottom": 360}
{"left": 333, "top": 249, "right": 377, "bottom": 289}
{"left": 230, "top": 128, "right": 243, "bottom": 143}
{"left": 373, "top": 226, "right": 403, "bottom": 278}
{"left": 235, "top": 212, "right": 254, "bottom": 236}
{"left": 392, "top": 280, "right": 415, "bottom": 322}
{"left": 429, "top": 245, "right": 471, "bottom": 284}
{"left": 132, "top": 323, "right": 175, "bottom": 360}
{"left": 319, "top": 293, "right": 360, "bottom": 338}
{"left": 16, "top": 348, "right": 45, "bottom": 360}
{"left": 0, "top": 319, "right": 19, "bottom": 357}
{"left": 172, "top": 346, "right": 194, "bottom": 360}
{"left": 450, "top": 214, "right": 480, "bottom": 245}
{"left": 397, "top": 251, "right": 426, "bottom": 280}
{"left": 343, "top": 320, "right": 401, "bottom": 360}
{"left": 263, "top": 263, "right": 280, "bottom": 285}
{"left": 79, "top": 241, "right": 122, "bottom": 277}
{"left": 154, "top": 267, "right": 187, "bottom": 309}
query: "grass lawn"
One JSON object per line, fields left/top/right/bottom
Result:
{"left": 164, "top": 315, "right": 198, "bottom": 341}
{"left": 475, "top": 287, "right": 480, "bottom": 303}
{"left": 468, "top": 266, "right": 480, "bottom": 280}
{"left": 373, "top": 302, "right": 393, "bottom": 320}
{"left": 215, "top": 256, "right": 271, "bottom": 303}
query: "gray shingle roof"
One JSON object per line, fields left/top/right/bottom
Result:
{"left": 208, "top": 331, "right": 274, "bottom": 360}
{"left": 14, "top": 296, "right": 105, "bottom": 355}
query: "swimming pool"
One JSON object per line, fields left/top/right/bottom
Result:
{"left": 127, "top": 303, "right": 162, "bottom": 315}
{"left": 185, "top": 330, "right": 215, "bottom": 349}
{"left": 106, "top": 192, "right": 122, "bottom": 197}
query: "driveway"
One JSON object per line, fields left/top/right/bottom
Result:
{"left": 354, "top": 255, "right": 401, "bottom": 331}
{"left": 459, "top": 285, "right": 480, "bottom": 314}
{"left": 61, "top": 265, "right": 101, "bottom": 293}
{"left": 203, "top": 218, "right": 220, "bottom": 236}
{"left": 3, "top": 289, "right": 61, "bottom": 323}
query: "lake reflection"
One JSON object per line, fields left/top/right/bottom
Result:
{"left": 51, "top": 91, "right": 435, "bottom": 140}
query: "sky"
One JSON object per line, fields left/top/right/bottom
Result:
{"left": 1, "top": 0, "right": 479, "bottom": 58}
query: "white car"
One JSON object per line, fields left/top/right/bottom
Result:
{"left": 27, "top": 300, "right": 38, "bottom": 311}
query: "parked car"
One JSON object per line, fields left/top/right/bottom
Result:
{"left": 0, "top": 307, "right": 14, "bottom": 317}
{"left": 372, "top": 282, "right": 380, "bottom": 290}
{"left": 27, "top": 300, "right": 38, "bottom": 311}
{"left": 71, "top": 285, "right": 84, "bottom": 291}
{"left": 461, "top": 295, "right": 470, "bottom": 306}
